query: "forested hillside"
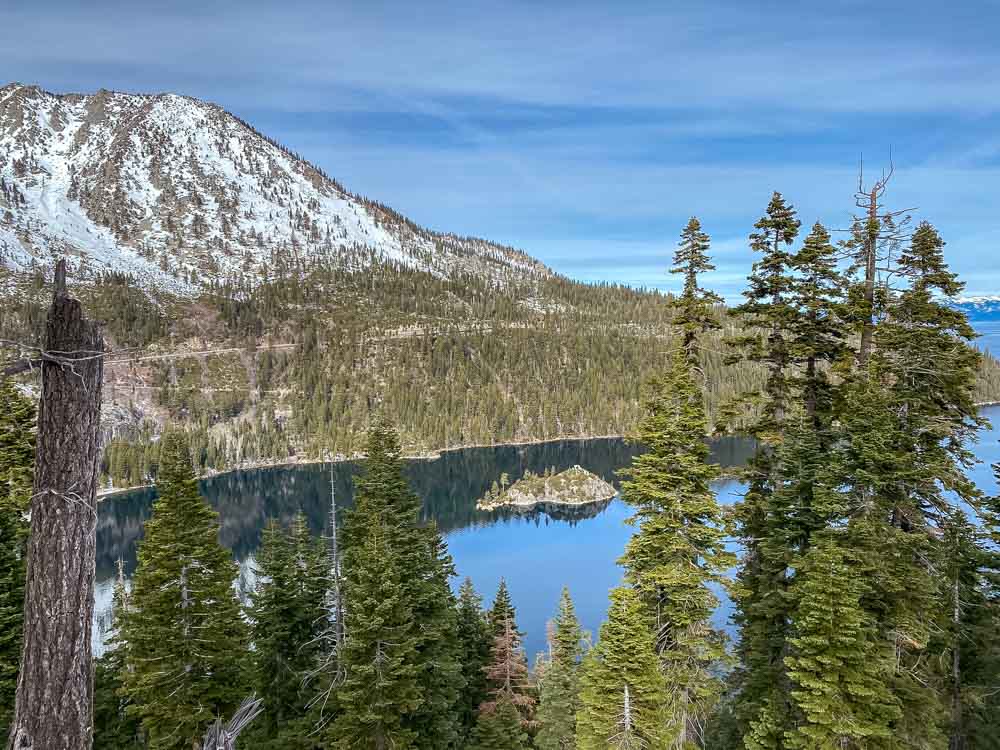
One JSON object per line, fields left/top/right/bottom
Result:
{"left": 0, "top": 259, "right": 745, "bottom": 487}
{"left": 4, "top": 83, "right": 1000, "bottom": 490}
{"left": 3, "top": 257, "right": 1000, "bottom": 489}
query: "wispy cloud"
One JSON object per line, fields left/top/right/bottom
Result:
{"left": 2, "top": 0, "right": 999, "bottom": 292}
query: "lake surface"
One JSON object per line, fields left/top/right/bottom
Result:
{"left": 93, "top": 435, "right": 753, "bottom": 657}
{"left": 975, "top": 320, "right": 1000, "bottom": 356}
{"left": 93, "top": 408, "right": 1000, "bottom": 660}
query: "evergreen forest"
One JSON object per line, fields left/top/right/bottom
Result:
{"left": 3, "top": 190, "right": 1000, "bottom": 749}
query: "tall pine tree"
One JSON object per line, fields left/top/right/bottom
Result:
{"left": 576, "top": 587, "right": 668, "bottom": 750}
{"left": 330, "top": 516, "right": 421, "bottom": 749}
{"left": 732, "top": 191, "right": 801, "bottom": 434}
{"left": 479, "top": 584, "right": 536, "bottom": 731}
{"left": 0, "top": 379, "right": 34, "bottom": 735}
{"left": 535, "top": 587, "right": 585, "bottom": 750}
{"left": 670, "top": 216, "right": 721, "bottom": 362}
{"left": 120, "top": 432, "right": 249, "bottom": 749}
{"left": 455, "top": 578, "right": 493, "bottom": 742}
{"left": 619, "top": 345, "right": 733, "bottom": 746}
{"left": 330, "top": 420, "right": 464, "bottom": 749}
{"left": 787, "top": 221, "right": 848, "bottom": 427}
{"left": 247, "top": 513, "right": 328, "bottom": 749}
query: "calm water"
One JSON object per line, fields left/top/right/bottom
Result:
{"left": 93, "top": 408, "right": 1000, "bottom": 659}
{"left": 93, "top": 436, "right": 753, "bottom": 657}
{"left": 975, "top": 320, "right": 1000, "bottom": 357}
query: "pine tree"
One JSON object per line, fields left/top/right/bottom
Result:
{"left": 468, "top": 694, "right": 531, "bottom": 750}
{"left": 727, "top": 194, "right": 811, "bottom": 748}
{"left": 940, "top": 511, "right": 981, "bottom": 750}
{"left": 120, "top": 432, "right": 249, "bottom": 749}
{"left": 787, "top": 222, "right": 848, "bottom": 426}
{"left": 0, "top": 379, "right": 34, "bottom": 735}
{"left": 93, "top": 560, "right": 141, "bottom": 750}
{"left": 782, "top": 532, "right": 900, "bottom": 749}
{"left": 488, "top": 577, "right": 518, "bottom": 638}
{"left": 410, "top": 532, "right": 465, "bottom": 749}
{"left": 330, "top": 419, "right": 464, "bottom": 749}
{"left": 576, "top": 587, "right": 668, "bottom": 750}
{"left": 456, "top": 578, "right": 493, "bottom": 741}
{"left": 535, "top": 587, "right": 585, "bottom": 750}
{"left": 829, "top": 222, "right": 985, "bottom": 745}
{"left": 247, "top": 513, "right": 328, "bottom": 749}
{"left": 732, "top": 191, "right": 801, "bottom": 434}
{"left": 963, "top": 476, "right": 1000, "bottom": 748}
{"left": 330, "top": 518, "right": 421, "bottom": 749}
{"left": 670, "top": 216, "right": 721, "bottom": 362}
{"left": 480, "top": 601, "right": 536, "bottom": 731}
{"left": 619, "top": 345, "right": 734, "bottom": 745}
{"left": 827, "top": 375, "right": 951, "bottom": 747}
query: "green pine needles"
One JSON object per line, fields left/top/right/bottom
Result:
{"left": 328, "top": 419, "right": 464, "bottom": 750}
{"left": 535, "top": 587, "right": 586, "bottom": 750}
{"left": 119, "top": 432, "right": 249, "bottom": 749}
{"left": 619, "top": 345, "right": 734, "bottom": 746}
{"left": 577, "top": 586, "right": 669, "bottom": 749}
{"left": 0, "top": 379, "right": 34, "bottom": 736}
{"left": 247, "top": 513, "right": 328, "bottom": 748}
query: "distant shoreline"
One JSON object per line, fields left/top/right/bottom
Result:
{"left": 96, "top": 431, "right": 630, "bottom": 500}
{"left": 96, "top": 401, "right": 1000, "bottom": 501}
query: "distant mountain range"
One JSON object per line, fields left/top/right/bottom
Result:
{"left": 951, "top": 297, "right": 1000, "bottom": 322}
{"left": 0, "top": 82, "right": 547, "bottom": 293}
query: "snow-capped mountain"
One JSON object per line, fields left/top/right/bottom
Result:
{"left": 951, "top": 296, "right": 1000, "bottom": 322}
{"left": 0, "top": 82, "right": 548, "bottom": 293}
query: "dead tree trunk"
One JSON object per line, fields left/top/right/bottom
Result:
{"left": 857, "top": 185, "right": 880, "bottom": 368}
{"left": 852, "top": 157, "right": 911, "bottom": 370}
{"left": 7, "top": 261, "right": 104, "bottom": 750}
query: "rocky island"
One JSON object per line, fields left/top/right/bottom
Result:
{"left": 476, "top": 465, "right": 618, "bottom": 512}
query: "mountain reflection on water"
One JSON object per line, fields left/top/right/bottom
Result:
{"left": 96, "top": 435, "right": 755, "bottom": 582}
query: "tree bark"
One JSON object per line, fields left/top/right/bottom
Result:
{"left": 857, "top": 188, "right": 879, "bottom": 368}
{"left": 7, "top": 261, "right": 104, "bottom": 750}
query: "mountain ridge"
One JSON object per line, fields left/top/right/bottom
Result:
{"left": 4, "top": 82, "right": 1000, "bottom": 491}
{"left": 951, "top": 296, "right": 1000, "bottom": 322}
{"left": 0, "top": 81, "right": 550, "bottom": 294}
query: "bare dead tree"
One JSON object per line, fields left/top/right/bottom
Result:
{"left": 201, "top": 695, "right": 264, "bottom": 750}
{"left": 7, "top": 260, "right": 104, "bottom": 750}
{"left": 304, "top": 466, "right": 347, "bottom": 731}
{"left": 849, "top": 154, "right": 914, "bottom": 367}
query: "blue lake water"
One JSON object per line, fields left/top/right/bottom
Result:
{"left": 94, "top": 408, "right": 1000, "bottom": 659}
{"left": 975, "top": 320, "right": 1000, "bottom": 358}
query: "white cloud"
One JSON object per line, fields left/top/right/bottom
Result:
{"left": 2, "top": 0, "right": 999, "bottom": 292}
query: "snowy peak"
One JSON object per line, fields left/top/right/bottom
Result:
{"left": 0, "top": 83, "right": 549, "bottom": 292}
{"left": 950, "top": 296, "right": 1000, "bottom": 321}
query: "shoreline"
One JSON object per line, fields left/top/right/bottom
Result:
{"left": 96, "top": 401, "right": 1000, "bottom": 501}
{"left": 96, "top": 432, "right": 630, "bottom": 500}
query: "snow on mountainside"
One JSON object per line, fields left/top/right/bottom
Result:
{"left": 0, "top": 82, "right": 549, "bottom": 293}
{"left": 951, "top": 296, "right": 1000, "bottom": 322}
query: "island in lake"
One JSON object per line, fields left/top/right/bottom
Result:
{"left": 476, "top": 465, "right": 618, "bottom": 512}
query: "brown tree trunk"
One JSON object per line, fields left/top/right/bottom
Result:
{"left": 950, "top": 574, "right": 964, "bottom": 750}
{"left": 7, "top": 261, "right": 104, "bottom": 750}
{"left": 857, "top": 187, "right": 879, "bottom": 368}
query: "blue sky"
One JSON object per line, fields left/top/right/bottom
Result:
{"left": 4, "top": 0, "right": 1000, "bottom": 299}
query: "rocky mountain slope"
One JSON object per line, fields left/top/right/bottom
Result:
{"left": 0, "top": 82, "right": 547, "bottom": 294}
{"left": 3, "top": 83, "right": 1000, "bottom": 491}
